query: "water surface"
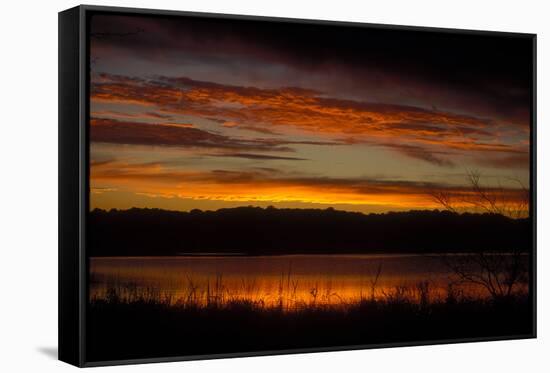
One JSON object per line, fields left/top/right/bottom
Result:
{"left": 89, "top": 254, "right": 521, "bottom": 308}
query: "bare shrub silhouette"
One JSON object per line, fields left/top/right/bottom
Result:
{"left": 429, "top": 169, "right": 529, "bottom": 218}
{"left": 464, "top": 170, "right": 529, "bottom": 219}
{"left": 442, "top": 252, "right": 528, "bottom": 299}
{"left": 429, "top": 170, "right": 530, "bottom": 300}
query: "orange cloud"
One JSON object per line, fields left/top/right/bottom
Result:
{"left": 91, "top": 74, "right": 528, "bottom": 167}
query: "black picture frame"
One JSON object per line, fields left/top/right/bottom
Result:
{"left": 59, "top": 5, "right": 537, "bottom": 367}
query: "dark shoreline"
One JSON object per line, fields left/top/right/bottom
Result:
{"left": 89, "top": 207, "right": 530, "bottom": 257}
{"left": 87, "top": 292, "right": 533, "bottom": 362}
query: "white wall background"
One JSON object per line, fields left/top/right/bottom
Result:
{"left": 0, "top": 0, "right": 547, "bottom": 371}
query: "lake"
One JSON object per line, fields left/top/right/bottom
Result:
{"left": 89, "top": 254, "right": 526, "bottom": 308}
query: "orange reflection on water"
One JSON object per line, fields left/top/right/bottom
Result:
{"left": 89, "top": 254, "right": 527, "bottom": 309}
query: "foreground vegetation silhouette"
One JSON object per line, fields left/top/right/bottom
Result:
{"left": 87, "top": 282, "right": 532, "bottom": 362}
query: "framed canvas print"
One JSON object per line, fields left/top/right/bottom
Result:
{"left": 59, "top": 5, "right": 536, "bottom": 367}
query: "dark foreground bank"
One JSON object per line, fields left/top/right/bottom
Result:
{"left": 87, "top": 294, "right": 533, "bottom": 362}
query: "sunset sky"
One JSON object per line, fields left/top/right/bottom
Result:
{"left": 89, "top": 14, "right": 532, "bottom": 213}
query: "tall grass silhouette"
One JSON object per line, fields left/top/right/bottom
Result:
{"left": 87, "top": 268, "right": 532, "bottom": 362}
{"left": 90, "top": 269, "right": 528, "bottom": 312}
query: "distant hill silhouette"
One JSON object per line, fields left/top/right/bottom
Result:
{"left": 88, "top": 206, "right": 531, "bottom": 256}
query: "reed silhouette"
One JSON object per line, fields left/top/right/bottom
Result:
{"left": 87, "top": 280, "right": 532, "bottom": 361}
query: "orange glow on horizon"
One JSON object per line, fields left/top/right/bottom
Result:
{"left": 90, "top": 160, "right": 529, "bottom": 215}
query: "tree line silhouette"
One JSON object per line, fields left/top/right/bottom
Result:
{"left": 88, "top": 206, "right": 530, "bottom": 256}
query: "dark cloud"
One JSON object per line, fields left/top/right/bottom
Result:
{"left": 144, "top": 111, "right": 173, "bottom": 119}
{"left": 91, "top": 109, "right": 174, "bottom": 121}
{"left": 207, "top": 153, "right": 307, "bottom": 161}
{"left": 379, "top": 143, "right": 455, "bottom": 167}
{"left": 474, "top": 153, "right": 530, "bottom": 169}
{"left": 90, "top": 117, "right": 340, "bottom": 153}
{"left": 90, "top": 14, "right": 533, "bottom": 126}
{"left": 90, "top": 117, "right": 291, "bottom": 151}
